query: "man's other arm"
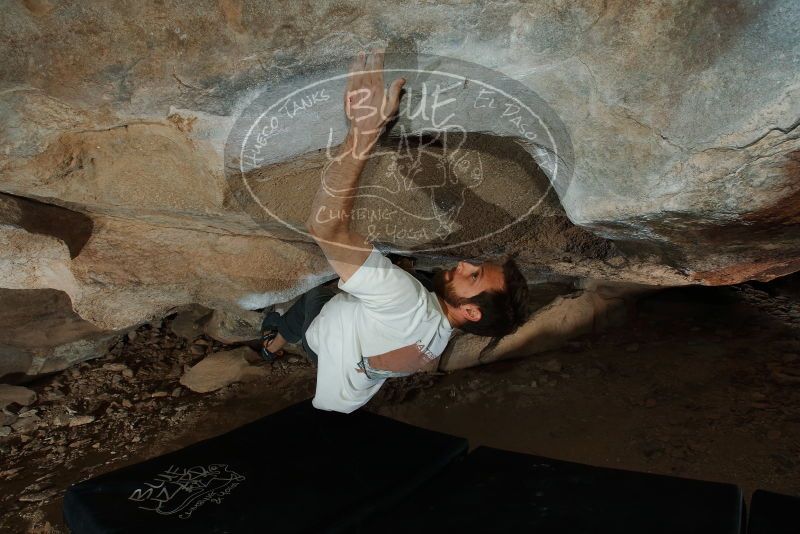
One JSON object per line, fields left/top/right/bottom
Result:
{"left": 305, "top": 48, "right": 405, "bottom": 283}
{"left": 305, "top": 131, "right": 374, "bottom": 283}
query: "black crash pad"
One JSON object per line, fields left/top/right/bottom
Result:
{"left": 369, "top": 446, "right": 743, "bottom": 534}
{"left": 63, "top": 400, "right": 468, "bottom": 533}
{"left": 748, "top": 489, "right": 799, "bottom": 534}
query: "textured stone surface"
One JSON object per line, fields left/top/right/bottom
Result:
{"left": 1, "top": 1, "right": 799, "bottom": 372}
{"left": 0, "top": 288, "right": 119, "bottom": 380}
{"left": 0, "top": 193, "right": 333, "bottom": 330}
{"left": 1, "top": 0, "right": 796, "bottom": 287}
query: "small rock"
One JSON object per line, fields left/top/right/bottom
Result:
{"left": 103, "top": 363, "right": 129, "bottom": 372}
{"left": 180, "top": 347, "right": 265, "bottom": 393}
{"left": 189, "top": 344, "right": 206, "bottom": 356}
{"left": 0, "top": 467, "right": 23, "bottom": 480}
{"left": 122, "top": 368, "right": 134, "bottom": 378}
{"left": 287, "top": 355, "right": 301, "bottom": 364}
{"left": 171, "top": 387, "right": 182, "bottom": 398}
{"left": 68, "top": 415, "right": 95, "bottom": 427}
{"left": 0, "top": 384, "right": 37, "bottom": 410}
{"left": 150, "top": 391, "right": 168, "bottom": 398}
{"left": 43, "top": 388, "right": 65, "bottom": 401}
{"left": 126, "top": 331, "right": 137, "bottom": 343}
{"left": 19, "top": 488, "right": 58, "bottom": 502}
{"left": 1, "top": 410, "right": 17, "bottom": 426}
{"left": 11, "top": 414, "right": 40, "bottom": 433}
{"left": 122, "top": 399, "right": 133, "bottom": 408}
{"left": 169, "top": 305, "right": 212, "bottom": 341}
{"left": 0, "top": 426, "right": 10, "bottom": 437}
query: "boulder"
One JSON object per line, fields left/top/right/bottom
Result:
{"left": 169, "top": 304, "right": 213, "bottom": 342}
{"left": 0, "top": 288, "right": 119, "bottom": 381}
{"left": 179, "top": 347, "right": 265, "bottom": 393}
{"left": 0, "top": 1, "right": 799, "bottom": 374}
{"left": 10, "top": 413, "right": 40, "bottom": 434}
{"left": 0, "top": 384, "right": 37, "bottom": 410}
{"left": 203, "top": 308, "right": 263, "bottom": 345}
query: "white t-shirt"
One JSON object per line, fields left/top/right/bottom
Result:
{"left": 305, "top": 246, "right": 453, "bottom": 414}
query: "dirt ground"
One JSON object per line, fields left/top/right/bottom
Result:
{"left": 2, "top": 277, "right": 800, "bottom": 532}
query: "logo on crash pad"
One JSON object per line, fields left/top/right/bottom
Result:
{"left": 226, "top": 52, "right": 573, "bottom": 255}
{"left": 128, "top": 464, "right": 245, "bottom": 519}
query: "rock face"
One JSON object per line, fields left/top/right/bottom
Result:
{"left": 1, "top": 1, "right": 799, "bottom": 373}
{"left": 0, "top": 288, "right": 119, "bottom": 380}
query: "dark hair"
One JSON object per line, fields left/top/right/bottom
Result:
{"left": 459, "top": 257, "right": 530, "bottom": 351}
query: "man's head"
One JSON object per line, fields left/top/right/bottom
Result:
{"left": 432, "top": 257, "right": 530, "bottom": 338}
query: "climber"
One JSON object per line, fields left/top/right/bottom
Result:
{"left": 258, "top": 48, "right": 530, "bottom": 413}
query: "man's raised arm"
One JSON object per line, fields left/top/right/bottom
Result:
{"left": 305, "top": 48, "right": 405, "bottom": 283}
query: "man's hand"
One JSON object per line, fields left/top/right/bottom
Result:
{"left": 306, "top": 48, "right": 405, "bottom": 282}
{"left": 344, "top": 48, "right": 406, "bottom": 159}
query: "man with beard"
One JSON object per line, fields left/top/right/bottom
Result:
{"left": 258, "top": 49, "right": 530, "bottom": 413}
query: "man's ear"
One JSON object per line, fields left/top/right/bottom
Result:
{"left": 461, "top": 303, "right": 482, "bottom": 323}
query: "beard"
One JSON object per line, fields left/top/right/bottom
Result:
{"left": 432, "top": 267, "right": 466, "bottom": 308}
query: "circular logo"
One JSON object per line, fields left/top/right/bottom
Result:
{"left": 225, "top": 52, "right": 573, "bottom": 258}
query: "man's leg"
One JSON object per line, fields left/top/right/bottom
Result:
{"left": 299, "top": 285, "right": 337, "bottom": 364}
{"left": 260, "top": 293, "right": 308, "bottom": 355}
{"left": 260, "top": 284, "right": 337, "bottom": 360}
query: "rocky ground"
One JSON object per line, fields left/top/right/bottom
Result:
{"left": 2, "top": 277, "right": 800, "bottom": 532}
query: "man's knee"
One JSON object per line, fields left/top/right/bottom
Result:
{"left": 307, "top": 283, "right": 337, "bottom": 300}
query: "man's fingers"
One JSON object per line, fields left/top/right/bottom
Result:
{"left": 346, "top": 50, "right": 368, "bottom": 117}
{"left": 385, "top": 77, "right": 406, "bottom": 118}
{"left": 360, "top": 48, "right": 384, "bottom": 90}
{"left": 368, "top": 48, "right": 385, "bottom": 86}
{"left": 362, "top": 50, "right": 375, "bottom": 88}
{"left": 348, "top": 50, "right": 366, "bottom": 92}
{"left": 347, "top": 51, "right": 359, "bottom": 91}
